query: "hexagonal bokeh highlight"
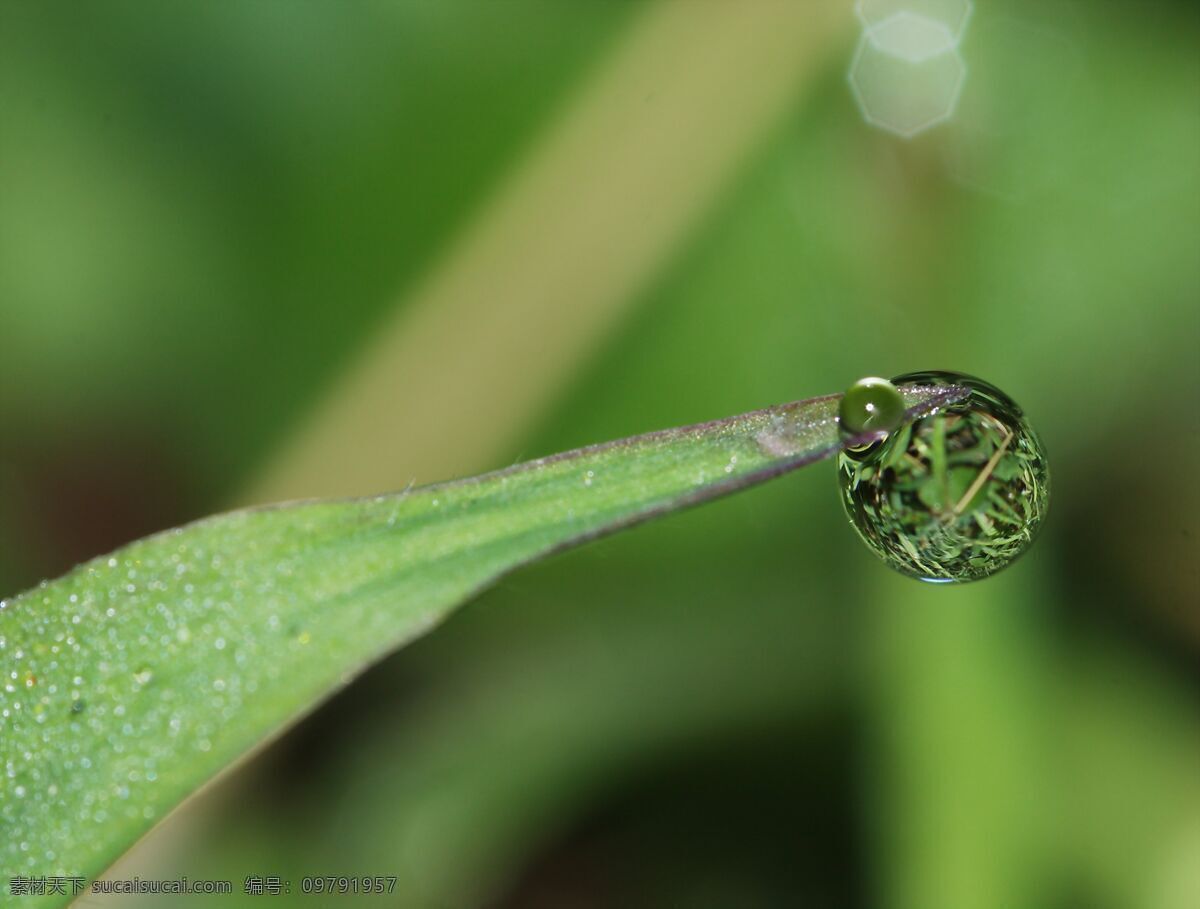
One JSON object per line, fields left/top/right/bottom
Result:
{"left": 857, "top": 0, "right": 972, "bottom": 59}
{"left": 867, "top": 11, "right": 956, "bottom": 63}
{"left": 848, "top": 35, "right": 966, "bottom": 138}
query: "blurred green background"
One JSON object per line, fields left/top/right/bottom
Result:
{"left": 2, "top": 1, "right": 1198, "bottom": 907}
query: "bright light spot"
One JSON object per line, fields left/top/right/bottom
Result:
{"left": 868, "top": 11, "right": 956, "bottom": 63}
{"left": 849, "top": 34, "right": 967, "bottom": 138}
{"left": 849, "top": 0, "right": 972, "bottom": 137}
{"left": 856, "top": 0, "right": 973, "bottom": 43}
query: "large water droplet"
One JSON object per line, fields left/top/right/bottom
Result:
{"left": 838, "top": 371, "right": 1049, "bottom": 582}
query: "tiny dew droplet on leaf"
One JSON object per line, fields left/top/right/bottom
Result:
{"left": 838, "top": 376, "right": 906, "bottom": 458}
{"left": 838, "top": 371, "right": 1050, "bottom": 583}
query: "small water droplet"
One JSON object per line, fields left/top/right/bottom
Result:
{"left": 70, "top": 699, "right": 87, "bottom": 714}
{"left": 839, "top": 376, "right": 905, "bottom": 437}
{"left": 838, "top": 371, "right": 1049, "bottom": 582}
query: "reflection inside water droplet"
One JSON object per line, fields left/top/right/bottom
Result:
{"left": 838, "top": 371, "right": 1049, "bottom": 582}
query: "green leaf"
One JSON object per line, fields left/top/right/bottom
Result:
{"left": 0, "top": 383, "right": 963, "bottom": 902}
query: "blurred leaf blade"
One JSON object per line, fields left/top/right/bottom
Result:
{"left": 0, "top": 384, "right": 962, "bottom": 904}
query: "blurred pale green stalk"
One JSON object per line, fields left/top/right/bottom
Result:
{"left": 867, "top": 573, "right": 1052, "bottom": 909}
{"left": 245, "top": 0, "right": 853, "bottom": 504}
